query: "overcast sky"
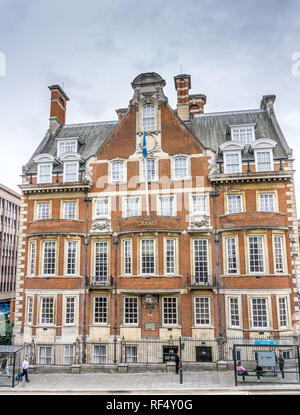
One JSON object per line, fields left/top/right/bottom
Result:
{"left": 1, "top": 0, "right": 300, "bottom": 212}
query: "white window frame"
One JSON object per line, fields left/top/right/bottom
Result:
{"left": 111, "top": 160, "right": 126, "bottom": 183}
{"left": 93, "top": 296, "right": 108, "bottom": 324}
{"left": 227, "top": 194, "right": 243, "bottom": 214}
{"left": 230, "top": 125, "right": 255, "bottom": 144}
{"left": 259, "top": 193, "right": 275, "bottom": 212}
{"left": 165, "top": 238, "right": 176, "bottom": 275}
{"left": 125, "top": 345, "right": 138, "bottom": 363}
{"left": 193, "top": 239, "right": 209, "bottom": 283}
{"left": 94, "top": 241, "right": 109, "bottom": 284}
{"left": 278, "top": 297, "right": 289, "bottom": 329}
{"left": 42, "top": 241, "right": 56, "bottom": 276}
{"left": 66, "top": 241, "right": 78, "bottom": 276}
{"left": 27, "top": 296, "right": 33, "bottom": 324}
{"left": 65, "top": 296, "right": 76, "bottom": 325}
{"left": 58, "top": 140, "right": 77, "bottom": 157}
{"left": 38, "top": 346, "right": 52, "bottom": 365}
{"left": 172, "top": 156, "right": 189, "bottom": 180}
{"left": 140, "top": 239, "right": 155, "bottom": 275}
{"left": 124, "top": 297, "right": 139, "bottom": 326}
{"left": 251, "top": 297, "right": 269, "bottom": 329}
{"left": 95, "top": 198, "right": 110, "bottom": 219}
{"left": 29, "top": 241, "right": 36, "bottom": 276}
{"left": 125, "top": 197, "right": 140, "bottom": 218}
{"left": 191, "top": 194, "right": 207, "bottom": 216}
{"left": 194, "top": 297, "right": 211, "bottom": 327}
{"left": 248, "top": 236, "right": 265, "bottom": 274}
{"left": 162, "top": 297, "right": 178, "bottom": 326}
{"left": 274, "top": 235, "right": 285, "bottom": 274}
{"left": 63, "top": 161, "right": 79, "bottom": 182}
{"left": 225, "top": 237, "right": 238, "bottom": 275}
{"left": 223, "top": 151, "right": 242, "bottom": 174}
{"left": 142, "top": 103, "right": 155, "bottom": 131}
{"left": 63, "top": 201, "right": 77, "bottom": 219}
{"left": 40, "top": 297, "right": 55, "bottom": 326}
{"left": 228, "top": 297, "right": 240, "bottom": 328}
{"left": 93, "top": 344, "right": 107, "bottom": 364}
{"left": 37, "top": 163, "right": 52, "bottom": 184}
{"left": 142, "top": 158, "right": 156, "bottom": 182}
{"left": 64, "top": 345, "right": 74, "bottom": 365}
{"left": 37, "top": 202, "right": 50, "bottom": 220}
{"left": 159, "top": 196, "right": 175, "bottom": 216}
{"left": 254, "top": 149, "right": 274, "bottom": 172}
{"left": 123, "top": 239, "right": 132, "bottom": 275}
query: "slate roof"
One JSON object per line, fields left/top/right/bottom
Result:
{"left": 187, "top": 109, "right": 289, "bottom": 159}
{"left": 24, "top": 107, "right": 289, "bottom": 175}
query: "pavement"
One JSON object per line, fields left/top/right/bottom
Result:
{"left": 0, "top": 370, "right": 300, "bottom": 394}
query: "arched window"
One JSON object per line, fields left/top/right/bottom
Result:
{"left": 142, "top": 104, "right": 155, "bottom": 131}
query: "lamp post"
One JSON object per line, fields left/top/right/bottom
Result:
{"left": 113, "top": 234, "right": 119, "bottom": 365}
{"left": 82, "top": 196, "right": 92, "bottom": 364}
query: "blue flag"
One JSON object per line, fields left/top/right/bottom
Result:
{"left": 142, "top": 132, "right": 148, "bottom": 158}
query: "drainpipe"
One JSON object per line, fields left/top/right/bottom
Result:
{"left": 113, "top": 234, "right": 119, "bottom": 365}
{"left": 82, "top": 195, "right": 92, "bottom": 364}
{"left": 210, "top": 188, "right": 223, "bottom": 360}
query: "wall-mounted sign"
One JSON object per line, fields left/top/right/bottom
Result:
{"left": 137, "top": 220, "right": 156, "bottom": 226}
{"left": 144, "top": 322, "right": 156, "bottom": 331}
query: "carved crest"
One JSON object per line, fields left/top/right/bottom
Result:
{"left": 91, "top": 219, "right": 110, "bottom": 232}
{"left": 142, "top": 294, "right": 158, "bottom": 315}
{"left": 190, "top": 215, "right": 210, "bottom": 229}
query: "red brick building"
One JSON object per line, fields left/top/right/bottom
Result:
{"left": 13, "top": 72, "right": 300, "bottom": 365}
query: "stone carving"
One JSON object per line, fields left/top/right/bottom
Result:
{"left": 209, "top": 159, "right": 218, "bottom": 174}
{"left": 142, "top": 294, "right": 158, "bottom": 315}
{"left": 91, "top": 219, "right": 110, "bottom": 232}
{"left": 190, "top": 215, "right": 210, "bottom": 229}
{"left": 82, "top": 168, "right": 93, "bottom": 185}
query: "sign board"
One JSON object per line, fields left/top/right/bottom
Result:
{"left": 257, "top": 351, "right": 276, "bottom": 367}
{"left": 254, "top": 340, "right": 278, "bottom": 345}
{"left": 144, "top": 322, "right": 156, "bottom": 331}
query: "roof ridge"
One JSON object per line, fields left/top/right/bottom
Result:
{"left": 193, "top": 109, "right": 265, "bottom": 118}
{"left": 63, "top": 120, "right": 118, "bottom": 128}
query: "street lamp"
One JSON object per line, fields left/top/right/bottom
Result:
{"left": 113, "top": 235, "right": 119, "bottom": 365}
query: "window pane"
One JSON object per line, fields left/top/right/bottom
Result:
{"left": 27, "top": 296, "right": 33, "bottom": 324}
{"left": 125, "top": 346, "right": 137, "bottom": 363}
{"left": 193, "top": 239, "right": 208, "bottom": 282}
{"left": 229, "top": 298, "right": 239, "bottom": 327}
{"left": 160, "top": 197, "right": 174, "bottom": 216}
{"left": 111, "top": 161, "right": 124, "bottom": 182}
{"left": 141, "top": 239, "right": 155, "bottom": 274}
{"left": 232, "top": 127, "right": 253, "bottom": 144}
{"left": 95, "top": 199, "right": 109, "bottom": 217}
{"left": 143, "top": 159, "right": 155, "bottom": 181}
{"left": 279, "top": 297, "right": 288, "bottom": 328}
{"left": 38, "top": 164, "right": 52, "bottom": 184}
{"left": 94, "top": 297, "right": 108, "bottom": 324}
{"left": 124, "top": 297, "right": 138, "bottom": 324}
{"left": 252, "top": 298, "right": 268, "bottom": 328}
{"left": 194, "top": 297, "right": 210, "bottom": 325}
{"left": 274, "top": 236, "right": 284, "bottom": 273}
{"left": 248, "top": 236, "right": 264, "bottom": 273}
{"left": 67, "top": 242, "right": 77, "bottom": 275}
{"left": 166, "top": 239, "right": 176, "bottom": 274}
{"left": 163, "top": 297, "right": 178, "bottom": 325}
{"left": 64, "top": 162, "right": 78, "bottom": 182}
{"left": 174, "top": 157, "right": 188, "bottom": 179}
{"left": 257, "top": 151, "right": 271, "bottom": 172}
{"left": 226, "top": 238, "right": 237, "bottom": 274}
{"left": 59, "top": 140, "right": 77, "bottom": 156}
{"left": 41, "top": 297, "right": 54, "bottom": 324}
{"left": 192, "top": 195, "right": 206, "bottom": 215}
{"left": 63, "top": 202, "right": 76, "bottom": 219}
{"left": 124, "top": 240, "right": 132, "bottom": 275}
{"left": 225, "top": 153, "right": 240, "bottom": 173}
{"left": 259, "top": 194, "right": 274, "bottom": 212}
{"left": 64, "top": 345, "right": 74, "bottom": 365}
{"left": 93, "top": 345, "right": 106, "bottom": 364}
{"left": 43, "top": 241, "right": 56, "bottom": 275}
{"left": 29, "top": 242, "right": 36, "bottom": 276}
{"left": 94, "top": 242, "right": 108, "bottom": 283}
{"left": 125, "top": 198, "right": 139, "bottom": 217}
{"left": 227, "top": 195, "right": 242, "bottom": 213}
{"left": 37, "top": 203, "right": 50, "bottom": 220}
{"left": 39, "top": 346, "right": 52, "bottom": 364}
{"left": 142, "top": 104, "right": 155, "bottom": 131}
{"left": 65, "top": 297, "right": 75, "bottom": 324}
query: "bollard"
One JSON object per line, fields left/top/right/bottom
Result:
{"left": 180, "top": 367, "right": 183, "bottom": 384}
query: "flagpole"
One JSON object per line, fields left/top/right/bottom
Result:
{"left": 142, "top": 131, "right": 150, "bottom": 216}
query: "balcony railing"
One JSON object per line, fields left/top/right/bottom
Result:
{"left": 186, "top": 274, "right": 216, "bottom": 288}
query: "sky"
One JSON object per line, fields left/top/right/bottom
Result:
{"left": 0, "top": 0, "right": 300, "bottom": 212}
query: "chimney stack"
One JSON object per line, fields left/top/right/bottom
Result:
{"left": 174, "top": 74, "right": 191, "bottom": 121}
{"left": 48, "top": 85, "right": 69, "bottom": 129}
{"left": 189, "top": 94, "right": 207, "bottom": 115}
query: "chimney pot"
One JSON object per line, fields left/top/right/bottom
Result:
{"left": 48, "top": 84, "right": 69, "bottom": 126}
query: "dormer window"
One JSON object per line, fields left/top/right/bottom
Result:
{"left": 58, "top": 140, "right": 77, "bottom": 157}
{"left": 230, "top": 125, "right": 255, "bottom": 144}
{"left": 142, "top": 104, "right": 155, "bottom": 131}
{"left": 252, "top": 139, "right": 276, "bottom": 172}
{"left": 219, "top": 142, "right": 244, "bottom": 174}
{"left": 38, "top": 163, "right": 52, "bottom": 184}
{"left": 63, "top": 162, "right": 79, "bottom": 182}
{"left": 34, "top": 154, "right": 56, "bottom": 184}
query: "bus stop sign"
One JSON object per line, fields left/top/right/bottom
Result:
{"left": 257, "top": 351, "right": 276, "bottom": 367}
